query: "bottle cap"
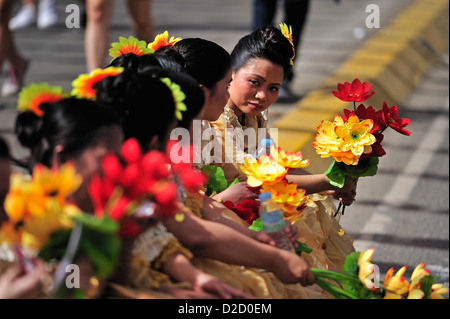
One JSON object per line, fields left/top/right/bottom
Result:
{"left": 258, "top": 192, "right": 272, "bottom": 201}
{"left": 260, "top": 138, "right": 273, "bottom": 147}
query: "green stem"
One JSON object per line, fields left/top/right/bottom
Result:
{"left": 311, "top": 268, "right": 361, "bottom": 284}
{"left": 315, "top": 278, "right": 358, "bottom": 299}
{"left": 353, "top": 101, "right": 356, "bottom": 112}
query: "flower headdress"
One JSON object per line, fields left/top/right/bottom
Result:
{"left": 159, "top": 77, "right": 187, "bottom": 120}
{"left": 279, "top": 23, "right": 295, "bottom": 66}
{"left": 17, "top": 83, "right": 68, "bottom": 116}
{"left": 109, "top": 35, "right": 154, "bottom": 61}
{"left": 71, "top": 66, "right": 124, "bottom": 100}
{"left": 147, "top": 31, "right": 182, "bottom": 52}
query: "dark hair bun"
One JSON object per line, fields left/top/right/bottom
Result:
{"left": 231, "top": 25, "right": 293, "bottom": 77}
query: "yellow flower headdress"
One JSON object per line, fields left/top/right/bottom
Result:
{"left": 17, "top": 83, "right": 68, "bottom": 116}
{"left": 109, "top": 35, "right": 154, "bottom": 61}
{"left": 71, "top": 66, "right": 124, "bottom": 100}
{"left": 279, "top": 23, "right": 295, "bottom": 66}
{"left": 147, "top": 31, "right": 182, "bottom": 52}
{"left": 159, "top": 77, "right": 187, "bottom": 121}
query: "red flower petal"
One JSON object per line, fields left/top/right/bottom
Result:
{"left": 121, "top": 138, "right": 142, "bottom": 164}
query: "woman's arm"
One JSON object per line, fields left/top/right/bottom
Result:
{"left": 161, "top": 252, "right": 255, "bottom": 299}
{"left": 161, "top": 213, "right": 314, "bottom": 286}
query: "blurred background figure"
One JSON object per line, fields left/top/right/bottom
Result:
{"left": 0, "top": 0, "right": 30, "bottom": 100}
{"left": 9, "top": 0, "right": 58, "bottom": 30}
{"left": 85, "top": 0, "right": 155, "bottom": 71}
{"left": 252, "top": 0, "right": 310, "bottom": 103}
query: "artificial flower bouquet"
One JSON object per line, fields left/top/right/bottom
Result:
{"left": 311, "top": 248, "right": 448, "bottom": 299}
{"left": 313, "top": 78, "right": 411, "bottom": 215}
{"left": 239, "top": 145, "right": 313, "bottom": 255}
{"left": 0, "top": 138, "right": 204, "bottom": 298}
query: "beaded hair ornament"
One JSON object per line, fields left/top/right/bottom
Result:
{"left": 279, "top": 23, "right": 296, "bottom": 66}
{"left": 159, "top": 77, "right": 187, "bottom": 121}
{"left": 17, "top": 82, "right": 69, "bottom": 116}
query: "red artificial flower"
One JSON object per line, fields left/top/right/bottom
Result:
{"left": 141, "top": 151, "right": 170, "bottom": 181}
{"left": 119, "top": 219, "right": 143, "bottom": 238}
{"left": 154, "top": 183, "right": 179, "bottom": 218}
{"left": 343, "top": 104, "right": 381, "bottom": 133}
{"left": 332, "top": 78, "right": 375, "bottom": 102}
{"left": 381, "top": 102, "right": 411, "bottom": 136}
{"left": 360, "top": 133, "right": 386, "bottom": 159}
{"left": 121, "top": 138, "right": 142, "bottom": 164}
{"left": 177, "top": 168, "right": 207, "bottom": 193}
{"left": 223, "top": 200, "right": 259, "bottom": 225}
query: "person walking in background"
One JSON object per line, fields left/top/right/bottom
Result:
{"left": 85, "top": 0, "right": 155, "bottom": 71}
{"left": 0, "top": 0, "right": 30, "bottom": 100}
{"left": 9, "top": 0, "right": 58, "bottom": 30}
{"left": 252, "top": 0, "right": 310, "bottom": 103}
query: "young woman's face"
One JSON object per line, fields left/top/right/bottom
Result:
{"left": 64, "top": 125, "right": 124, "bottom": 212}
{"left": 228, "top": 58, "right": 284, "bottom": 117}
{"left": 202, "top": 68, "right": 232, "bottom": 121}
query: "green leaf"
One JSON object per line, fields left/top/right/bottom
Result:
{"left": 38, "top": 229, "right": 72, "bottom": 261}
{"left": 295, "top": 240, "right": 312, "bottom": 256}
{"left": 420, "top": 275, "right": 435, "bottom": 299}
{"left": 342, "top": 157, "right": 379, "bottom": 177}
{"left": 342, "top": 251, "right": 361, "bottom": 276}
{"left": 228, "top": 178, "right": 239, "bottom": 188}
{"left": 324, "top": 161, "right": 346, "bottom": 188}
{"left": 325, "top": 157, "right": 380, "bottom": 189}
{"left": 201, "top": 165, "right": 228, "bottom": 196}
{"left": 79, "top": 228, "right": 121, "bottom": 279}
{"left": 248, "top": 218, "right": 263, "bottom": 232}
{"left": 73, "top": 213, "right": 119, "bottom": 235}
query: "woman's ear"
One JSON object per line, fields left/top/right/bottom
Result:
{"left": 51, "top": 145, "right": 64, "bottom": 168}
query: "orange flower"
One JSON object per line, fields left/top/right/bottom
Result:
{"left": 383, "top": 266, "right": 410, "bottom": 298}
{"left": 240, "top": 155, "right": 288, "bottom": 187}
{"left": 261, "top": 180, "right": 306, "bottom": 222}
{"left": 147, "top": 31, "right": 182, "bottom": 52}
{"left": 71, "top": 66, "right": 124, "bottom": 100}
{"left": 272, "top": 145, "right": 310, "bottom": 169}
{"left": 17, "top": 83, "right": 67, "bottom": 116}
{"left": 109, "top": 35, "right": 153, "bottom": 60}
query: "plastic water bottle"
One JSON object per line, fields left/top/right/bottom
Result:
{"left": 255, "top": 138, "right": 274, "bottom": 158}
{"left": 259, "top": 192, "right": 295, "bottom": 252}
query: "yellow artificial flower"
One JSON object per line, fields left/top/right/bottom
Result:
{"left": 430, "top": 284, "right": 449, "bottom": 299}
{"left": 272, "top": 145, "right": 310, "bottom": 169}
{"left": 279, "top": 23, "right": 295, "bottom": 66}
{"left": 261, "top": 180, "right": 306, "bottom": 223}
{"left": 109, "top": 35, "right": 153, "bottom": 60}
{"left": 357, "top": 248, "right": 378, "bottom": 291}
{"left": 32, "top": 163, "right": 82, "bottom": 205}
{"left": 407, "top": 263, "right": 430, "bottom": 299}
{"left": 21, "top": 199, "right": 80, "bottom": 250}
{"left": 71, "top": 66, "right": 124, "bottom": 100}
{"left": 17, "top": 82, "right": 68, "bottom": 116}
{"left": 335, "top": 115, "right": 376, "bottom": 159}
{"left": 383, "top": 266, "right": 410, "bottom": 298}
{"left": 4, "top": 173, "right": 44, "bottom": 222}
{"left": 240, "top": 155, "right": 288, "bottom": 187}
{"left": 147, "top": 31, "right": 182, "bottom": 52}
